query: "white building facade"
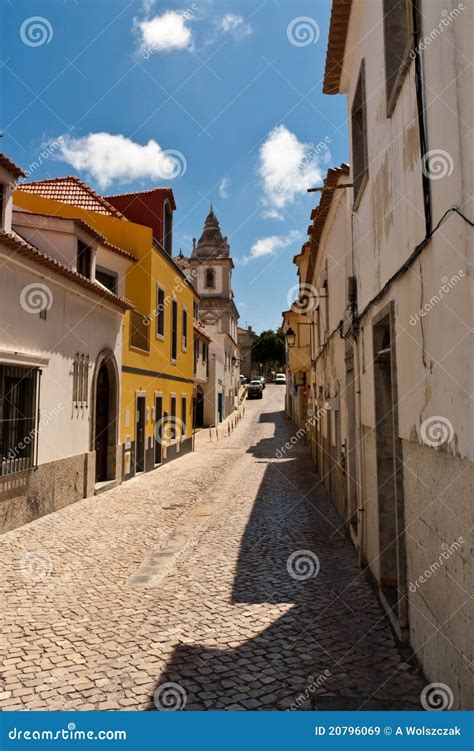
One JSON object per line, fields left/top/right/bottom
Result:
{"left": 284, "top": 0, "right": 473, "bottom": 709}
{"left": 0, "top": 154, "right": 133, "bottom": 534}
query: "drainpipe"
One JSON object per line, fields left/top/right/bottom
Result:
{"left": 353, "top": 335, "right": 366, "bottom": 567}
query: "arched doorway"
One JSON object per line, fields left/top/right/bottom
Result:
{"left": 91, "top": 350, "right": 119, "bottom": 484}
{"left": 95, "top": 363, "right": 109, "bottom": 482}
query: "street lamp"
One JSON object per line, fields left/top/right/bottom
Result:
{"left": 286, "top": 327, "right": 296, "bottom": 347}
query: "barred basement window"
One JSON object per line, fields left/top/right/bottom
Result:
{"left": 73, "top": 354, "right": 89, "bottom": 409}
{"left": 0, "top": 364, "right": 40, "bottom": 476}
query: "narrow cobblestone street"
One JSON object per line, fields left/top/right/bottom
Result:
{"left": 0, "top": 387, "right": 425, "bottom": 711}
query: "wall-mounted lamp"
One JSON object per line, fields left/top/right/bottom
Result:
{"left": 286, "top": 327, "right": 296, "bottom": 347}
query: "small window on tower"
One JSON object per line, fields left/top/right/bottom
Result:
{"left": 205, "top": 268, "right": 215, "bottom": 289}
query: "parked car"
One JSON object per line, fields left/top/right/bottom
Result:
{"left": 275, "top": 373, "right": 286, "bottom": 385}
{"left": 247, "top": 379, "right": 263, "bottom": 399}
{"left": 240, "top": 374, "right": 249, "bottom": 384}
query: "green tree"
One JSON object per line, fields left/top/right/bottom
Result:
{"left": 251, "top": 329, "right": 285, "bottom": 372}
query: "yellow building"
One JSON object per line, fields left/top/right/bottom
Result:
{"left": 15, "top": 178, "right": 197, "bottom": 481}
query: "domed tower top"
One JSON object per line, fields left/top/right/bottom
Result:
{"left": 192, "top": 206, "right": 230, "bottom": 259}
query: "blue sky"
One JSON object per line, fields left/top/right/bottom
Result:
{"left": 2, "top": 0, "right": 347, "bottom": 332}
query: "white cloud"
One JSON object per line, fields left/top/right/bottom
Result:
{"left": 241, "top": 229, "right": 302, "bottom": 264}
{"left": 54, "top": 132, "right": 184, "bottom": 189}
{"left": 258, "top": 125, "right": 331, "bottom": 218}
{"left": 219, "top": 14, "right": 252, "bottom": 39}
{"left": 261, "top": 208, "right": 284, "bottom": 221}
{"left": 218, "top": 176, "right": 231, "bottom": 198}
{"left": 136, "top": 10, "right": 194, "bottom": 54}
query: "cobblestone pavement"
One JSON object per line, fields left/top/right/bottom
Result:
{"left": 0, "top": 387, "right": 426, "bottom": 710}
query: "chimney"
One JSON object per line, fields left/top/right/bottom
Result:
{"left": 192, "top": 237, "right": 196, "bottom": 252}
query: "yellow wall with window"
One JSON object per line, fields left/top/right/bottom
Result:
{"left": 14, "top": 190, "right": 196, "bottom": 476}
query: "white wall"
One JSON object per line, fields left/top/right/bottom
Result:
{"left": 0, "top": 252, "right": 123, "bottom": 465}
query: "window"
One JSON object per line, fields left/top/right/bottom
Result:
{"left": 77, "top": 240, "right": 92, "bottom": 279}
{"left": 169, "top": 396, "right": 177, "bottom": 441}
{"left": 163, "top": 201, "right": 172, "bottom": 256}
{"left": 182, "top": 308, "right": 188, "bottom": 351}
{"left": 194, "top": 338, "right": 199, "bottom": 375}
{"left": 95, "top": 268, "right": 117, "bottom": 294}
{"left": 205, "top": 268, "right": 215, "bottom": 289}
{"left": 130, "top": 310, "right": 150, "bottom": 352}
{"left": 383, "top": 0, "right": 412, "bottom": 116}
{"left": 156, "top": 286, "right": 165, "bottom": 338}
{"left": 0, "top": 364, "right": 39, "bottom": 476}
{"left": 351, "top": 60, "right": 368, "bottom": 208}
{"left": 171, "top": 299, "right": 178, "bottom": 361}
{"left": 181, "top": 396, "right": 187, "bottom": 440}
{"left": 202, "top": 342, "right": 209, "bottom": 378}
{"left": 193, "top": 301, "right": 199, "bottom": 319}
{"left": 73, "top": 353, "right": 89, "bottom": 409}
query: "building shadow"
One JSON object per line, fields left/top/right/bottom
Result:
{"left": 152, "top": 408, "right": 424, "bottom": 710}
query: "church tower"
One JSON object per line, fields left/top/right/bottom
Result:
{"left": 175, "top": 207, "right": 240, "bottom": 424}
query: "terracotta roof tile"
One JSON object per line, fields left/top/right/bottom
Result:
{"left": 305, "top": 164, "right": 350, "bottom": 285}
{"left": 0, "top": 230, "right": 133, "bottom": 311}
{"left": 19, "top": 177, "right": 127, "bottom": 218}
{"left": 0, "top": 153, "right": 26, "bottom": 180}
{"left": 323, "top": 0, "right": 353, "bottom": 95}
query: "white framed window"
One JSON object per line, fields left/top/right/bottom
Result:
{"left": 182, "top": 306, "right": 188, "bottom": 351}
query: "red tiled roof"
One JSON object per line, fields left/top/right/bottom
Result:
{"left": 12, "top": 209, "right": 137, "bottom": 262}
{"left": 305, "top": 164, "right": 350, "bottom": 285}
{"left": 0, "top": 153, "right": 26, "bottom": 180}
{"left": 323, "top": 0, "right": 353, "bottom": 95}
{"left": 19, "top": 177, "right": 127, "bottom": 218}
{"left": 0, "top": 230, "right": 134, "bottom": 312}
